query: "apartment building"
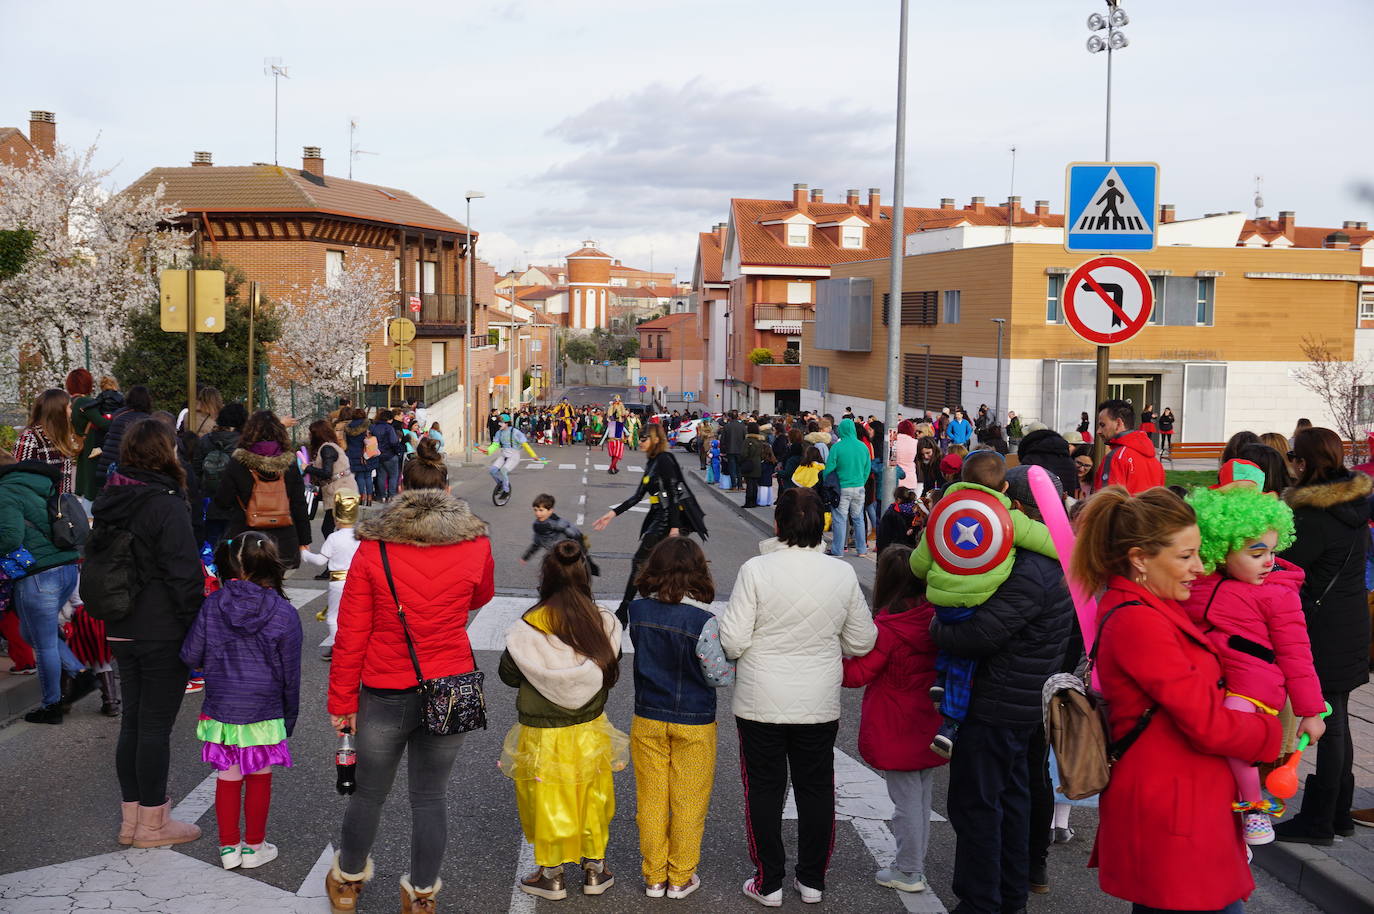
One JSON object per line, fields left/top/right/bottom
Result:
{"left": 635, "top": 312, "right": 705, "bottom": 407}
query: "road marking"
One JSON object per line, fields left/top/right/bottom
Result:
{"left": 284, "top": 587, "right": 325, "bottom": 610}
{"left": 296, "top": 843, "right": 335, "bottom": 898}
{"left": 526, "top": 462, "right": 544, "bottom": 470}
{"left": 582, "top": 475, "right": 587, "bottom": 484}
{"left": 613, "top": 504, "right": 649, "bottom": 513}
{"left": 558, "top": 463, "right": 576, "bottom": 470}
{"left": 594, "top": 464, "right": 609, "bottom": 471}
{"left": 578, "top": 494, "right": 586, "bottom": 504}
{"left": 508, "top": 839, "right": 537, "bottom": 914}
{"left": 576, "top": 513, "right": 584, "bottom": 526}
{"left": 170, "top": 772, "right": 220, "bottom": 824}
{"left": 625, "top": 464, "right": 644, "bottom": 472}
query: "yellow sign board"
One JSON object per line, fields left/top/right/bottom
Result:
{"left": 388, "top": 346, "right": 415, "bottom": 370}
{"left": 387, "top": 317, "right": 417, "bottom": 345}
{"left": 160, "top": 270, "right": 226, "bottom": 333}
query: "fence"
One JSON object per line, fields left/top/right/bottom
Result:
{"left": 562, "top": 363, "right": 634, "bottom": 387}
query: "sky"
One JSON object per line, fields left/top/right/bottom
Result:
{"left": 5, "top": 0, "right": 1373, "bottom": 283}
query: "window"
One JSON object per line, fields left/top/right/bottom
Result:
{"left": 1358, "top": 385, "right": 1374, "bottom": 424}
{"left": 1359, "top": 286, "right": 1374, "bottom": 324}
{"left": 1046, "top": 274, "right": 1064, "bottom": 323}
{"left": 882, "top": 290, "right": 938, "bottom": 326}
{"left": 901, "top": 353, "right": 962, "bottom": 410}
{"left": 786, "top": 281, "right": 810, "bottom": 304}
{"left": 393, "top": 258, "right": 401, "bottom": 292}
{"left": 413, "top": 260, "right": 437, "bottom": 293}
{"left": 943, "top": 289, "right": 961, "bottom": 324}
{"left": 1148, "top": 276, "right": 1165, "bottom": 324}
{"left": 326, "top": 250, "right": 345, "bottom": 288}
{"left": 784, "top": 338, "right": 800, "bottom": 363}
{"left": 786, "top": 224, "right": 809, "bottom": 246}
{"left": 841, "top": 225, "right": 864, "bottom": 248}
{"left": 1195, "top": 277, "right": 1215, "bottom": 326}
{"left": 430, "top": 341, "right": 446, "bottom": 376}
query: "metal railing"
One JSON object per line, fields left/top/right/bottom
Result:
{"left": 395, "top": 292, "right": 469, "bottom": 326}
{"left": 638, "top": 347, "right": 672, "bottom": 362}
{"left": 754, "top": 304, "right": 813, "bottom": 322}
{"left": 424, "top": 367, "right": 461, "bottom": 404}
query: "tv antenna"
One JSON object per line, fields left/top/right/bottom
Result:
{"left": 1253, "top": 175, "right": 1264, "bottom": 217}
{"left": 263, "top": 58, "right": 290, "bottom": 165}
{"left": 348, "top": 117, "right": 378, "bottom": 179}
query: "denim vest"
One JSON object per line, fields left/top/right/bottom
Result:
{"left": 628, "top": 597, "right": 717, "bottom": 725}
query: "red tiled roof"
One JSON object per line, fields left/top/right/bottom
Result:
{"left": 615, "top": 285, "right": 675, "bottom": 299}
{"left": 0, "top": 127, "right": 37, "bottom": 168}
{"left": 697, "top": 231, "right": 723, "bottom": 284}
{"left": 518, "top": 286, "right": 566, "bottom": 301}
{"left": 1240, "top": 217, "right": 1372, "bottom": 249}
{"left": 567, "top": 245, "right": 612, "bottom": 259}
{"left": 122, "top": 165, "right": 472, "bottom": 236}
{"left": 636, "top": 312, "right": 696, "bottom": 332}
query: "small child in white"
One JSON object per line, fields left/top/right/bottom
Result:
{"left": 300, "top": 492, "right": 362, "bottom": 660}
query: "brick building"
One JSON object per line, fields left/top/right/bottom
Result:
{"left": 635, "top": 312, "right": 705, "bottom": 408}
{"left": 0, "top": 110, "right": 55, "bottom": 168}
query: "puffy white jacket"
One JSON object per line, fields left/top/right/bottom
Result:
{"left": 719, "top": 538, "right": 877, "bottom": 724}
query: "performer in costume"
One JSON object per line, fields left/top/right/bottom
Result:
{"left": 488, "top": 414, "right": 543, "bottom": 493}
{"left": 604, "top": 396, "right": 630, "bottom": 475}
{"left": 552, "top": 398, "right": 576, "bottom": 447}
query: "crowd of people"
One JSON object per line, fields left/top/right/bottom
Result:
{"left": 2, "top": 372, "right": 1372, "bottom": 914}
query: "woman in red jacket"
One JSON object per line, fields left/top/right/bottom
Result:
{"left": 325, "top": 438, "right": 495, "bottom": 914}
{"left": 1072, "top": 487, "right": 1282, "bottom": 914}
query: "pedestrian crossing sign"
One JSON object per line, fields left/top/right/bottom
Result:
{"left": 1064, "top": 162, "right": 1159, "bottom": 253}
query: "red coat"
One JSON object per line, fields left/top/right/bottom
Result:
{"left": 1090, "top": 579, "right": 1281, "bottom": 910}
{"left": 328, "top": 492, "right": 496, "bottom": 715}
{"left": 1097, "top": 430, "right": 1165, "bottom": 494}
{"left": 841, "top": 599, "right": 947, "bottom": 772}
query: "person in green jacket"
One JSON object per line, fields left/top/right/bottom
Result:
{"left": 0, "top": 458, "right": 93, "bottom": 723}
{"left": 824, "top": 418, "right": 873, "bottom": 557}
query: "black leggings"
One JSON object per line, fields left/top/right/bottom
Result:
{"left": 617, "top": 512, "right": 669, "bottom": 625}
{"left": 111, "top": 640, "right": 189, "bottom": 806}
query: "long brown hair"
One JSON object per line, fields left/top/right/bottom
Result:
{"left": 1291, "top": 427, "right": 1347, "bottom": 487}
{"left": 533, "top": 540, "right": 619, "bottom": 689}
{"left": 240, "top": 410, "right": 288, "bottom": 451}
{"left": 27, "top": 389, "right": 81, "bottom": 457}
{"left": 636, "top": 536, "right": 715, "bottom": 603}
{"left": 1070, "top": 486, "right": 1196, "bottom": 593}
{"left": 873, "top": 544, "right": 923, "bottom": 614}
{"left": 308, "top": 419, "right": 341, "bottom": 456}
{"left": 119, "top": 417, "right": 187, "bottom": 490}
{"left": 642, "top": 422, "right": 668, "bottom": 457}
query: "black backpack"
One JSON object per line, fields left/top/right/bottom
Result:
{"left": 201, "top": 438, "right": 234, "bottom": 496}
{"left": 79, "top": 521, "right": 140, "bottom": 622}
{"left": 49, "top": 492, "right": 89, "bottom": 550}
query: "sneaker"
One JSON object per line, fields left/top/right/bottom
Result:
{"left": 644, "top": 880, "right": 667, "bottom": 898}
{"left": 930, "top": 733, "right": 954, "bottom": 759}
{"left": 520, "top": 868, "right": 567, "bottom": 900}
{"left": 581, "top": 859, "right": 613, "bottom": 895}
{"left": 875, "top": 867, "right": 926, "bottom": 892}
{"left": 24, "top": 704, "right": 63, "bottom": 725}
{"left": 667, "top": 874, "right": 700, "bottom": 899}
{"left": 928, "top": 684, "right": 944, "bottom": 704}
{"left": 320, "top": 647, "right": 333, "bottom": 661}
{"left": 185, "top": 677, "right": 205, "bottom": 695}
{"left": 742, "top": 877, "right": 782, "bottom": 907}
{"left": 793, "top": 877, "right": 823, "bottom": 904}
{"left": 1352, "top": 808, "right": 1374, "bottom": 828}
{"left": 1029, "top": 861, "right": 1049, "bottom": 894}
{"left": 220, "top": 844, "right": 243, "bottom": 869}
{"left": 8, "top": 665, "right": 36, "bottom": 675}
{"left": 239, "top": 842, "right": 278, "bottom": 869}
{"left": 1244, "top": 814, "right": 1275, "bottom": 846}
{"left": 1053, "top": 826, "right": 1076, "bottom": 844}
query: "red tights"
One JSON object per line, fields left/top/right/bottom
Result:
{"left": 215, "top": 769, "right": 272, "bottom": 846}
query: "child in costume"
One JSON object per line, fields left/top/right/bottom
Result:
{"left": 499, "top": 540, "right": 628, "bottom": 901}
{"left": 181, "top": 533, "right": 302, "bottom": 870}
{"left": 909, "top": 450, "right": 1057, "bottom": 758}
{"left": 626, "top": 537, "right": 732, "bottom": 899}
{"left": 706, "top": 439, "right": 721, "bottom": 485}
{"left": 522, "top": 493, "right": 600, "bottom": 576}
{"left": 299, "top": 492, "right": 362, "bottom": 660}
{"left": 1182, "top": 459, "right": 1326, "bottom": 845}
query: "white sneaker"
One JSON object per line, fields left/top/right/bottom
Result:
{"left": 794, "top": 877, "right": 823, "bottom": 904}
{"left": 875, "top": 867, "right": 927, "bottom": 892}
{"left": 667, "top": 874, "right": 700, "bottom": 899}
{"left": 742, "top": 877, "right": 782, "bottom": 907}
{"left": 239, "top": 842, "right": 278, "bottom": 869}
{"left": 219, "top": 844, "right": 242, "bottom": 869}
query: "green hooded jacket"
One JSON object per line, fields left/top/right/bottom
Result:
{"left": 909, "top": 481, "right": 1057, "bottom": 607}
{"left": 0, "top": 463, "right": 79, "bottom": 573}
{"left": 823, "top": 418, "right": 871, "bottom": 489}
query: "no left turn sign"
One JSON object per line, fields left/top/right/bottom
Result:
{"left": 1063, "top": 255, "right": 1154, "bottom": 346}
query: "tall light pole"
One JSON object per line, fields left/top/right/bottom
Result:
{"left": 463, "top": 191, "right": 484, "bottom": 462}
{"left": 880, "top": 0, "right": 910, "bottom": 510}
{"left": 990, "top": 318, "right": 1006, "bottom": 427}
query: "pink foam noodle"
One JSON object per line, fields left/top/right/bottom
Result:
{"left": 1025, "top": 465, "right": 1099, "bottom": 652}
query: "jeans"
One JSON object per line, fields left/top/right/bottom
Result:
{"left": 831, "top": 487, "right": 866, "bottom": 556}
{"left": 339, "top": 687, "right": 466, "bottom": 888}
{"left": 13, "top": 564, "right": 83, "bottom": 706}
{"left": 725, "top": 454, "right": 740, "bottom": 486}
{"left": 737, "top": 717, "right": 839, "bottom": 894}
{"left": 375, "top": 457, "right": 400, "bottom": 499}
{"left": 110, "top": 640, "right": 189, "bottom": 805}
{"left": 947, "top": 721, "right": 1033, "bottom": 914}
{"left": 352, "top": 471, "right": 372, "bottom": 498}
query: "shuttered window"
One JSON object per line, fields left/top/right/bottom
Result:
{"left": 881, "top": 290, "right": 938, "bottom": 326}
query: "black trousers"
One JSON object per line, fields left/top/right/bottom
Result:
{"left": 1028, "top": 724, "right": 1054, "bottom": 876}
{"left": 110, "top": 640, "right": 189, "bottom": 806}
{"left": 616, "top": 511, "right": 669, "bottom": 625}
{"left": 947, "top": 721, "right": 1033, "bottom": 914}
{"left": 744, "top": 476, "right": 760, "bottom": 507}
{"left": 1301, "top": 689, "right": 1354, "bottom": 831}
{"left": 736, "top": 716, "right": 839, "bottom": 894}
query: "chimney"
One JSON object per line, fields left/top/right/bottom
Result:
{"left": 1278, "top": 210, "right": 1296, "bottom": 232}
{"left": 1359, "top": 222, "right": 1370, "bottom": 231}
{"left": 810, "top": 188, "right": 824, "bottom": 203}
{"left": 968, "top": 196, "right": 986, "bottom": 214}
{"left": 1005, "top": 195, "right": 1022, "bottom": 222}
{"left": 846, "top": 188, "right": 860, "bottom": 210}
{"left": 28, "top": 110, "right": 56, "bottom": 158}
{"left": 715, "top": 222, "right": 728, "bottom": 241}
{"left": 1034, "top": 199, "right": 1050, "bottom": 216}
{"left": 302, "top": 146, "right": 324, "bottom": 177}
{"left": 191, "top": 151, "right": 213, "bottom": 167}
{"left": 1159, "top": 203, "right": 1176, "bottom": 224}
{"left": 1343, "top": 220, "right": 1359, "bottom": 229}
{"left": 867, "top": 187, "right": 881, "bottom": 219}
{"left": 792, "top": 183, "right": 809, "bottom": 214}
{"left": 939, "top": 197, "right": 956, "bottom": 210}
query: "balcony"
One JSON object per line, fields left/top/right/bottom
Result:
{"left": 754, "top": 363, "right": 801, "bottom": 391}
{"left": 395, "top": 293, "right": 469, "bottom": 335}
{"left": 638, "top": 347, "right": 672, "bottom": 362}
{"left": 754, "top": 303, "right": 812, "bottom": 333}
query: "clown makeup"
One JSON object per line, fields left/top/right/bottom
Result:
{"left": 1223, "top": 530, "right": 1279, "bottom": 586}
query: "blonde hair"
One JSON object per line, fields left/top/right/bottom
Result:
{"left": 1070, "top": 487, "right": 1196, "bottom": 593}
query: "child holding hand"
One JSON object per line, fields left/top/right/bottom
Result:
{"left": 1183, "top": 462, "right": 1326, "bottom": 845}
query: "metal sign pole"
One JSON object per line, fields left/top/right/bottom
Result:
{"left": 247, "top": 281, "right": 258, "bottom": 413}
{"left": 186, "top": 269, "right": 197, "bottom": 427}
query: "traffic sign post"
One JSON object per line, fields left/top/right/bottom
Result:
{"left": 1064, "top": 162, "right": 1159, "bottom": 252}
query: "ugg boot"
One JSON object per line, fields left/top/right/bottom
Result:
{"left": 118, "top": 802, "right": 138, "bottom": 845}
{"left": 131, "top": 801, "right": 202, "bottom": 848}
{"left": 400, "top": 875, "right": 442, "bottom": 914}
{"left": 97, "top": 670, "right": 121, "bottom": 717}
{"left": 326, "top": 853, "right": 373, "bottom": 914}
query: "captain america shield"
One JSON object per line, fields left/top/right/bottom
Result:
{"left": 927, "top": 488, "right": 1014, "bottom": 575}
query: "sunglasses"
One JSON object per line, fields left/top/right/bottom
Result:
{"left": 1286, "top": 451, "right": 1298, "bottom": 461}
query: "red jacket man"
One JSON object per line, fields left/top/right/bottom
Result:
{"left": 1095, "top": 399, "right": 1165, "bottom": 493}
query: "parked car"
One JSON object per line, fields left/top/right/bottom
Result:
{"left": 669, "top": 418, "right": 704, "bottom": 451}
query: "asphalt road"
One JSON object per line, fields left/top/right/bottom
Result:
{"left": 0, "top": 454, "right": 1325, "bottom": 913}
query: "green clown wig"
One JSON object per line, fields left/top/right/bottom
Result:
{"left": 1185, "top": 486, "right": 1296, "bottom": 574}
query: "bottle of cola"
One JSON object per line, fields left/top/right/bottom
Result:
{"left": 335, "top": 727, "right": 357, "bottom": 795}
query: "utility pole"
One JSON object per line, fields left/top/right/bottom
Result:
{"left": 247, "top": 281, "right": 259, "bottom": 412}
{"left": 263, "top": 59, "right": 289, "bottom": 166}
{"left": 464, "top": 192, "right": 484, "bottom": 461}
{"left": 880, "top": 0, "right": 910, "bottom": 510}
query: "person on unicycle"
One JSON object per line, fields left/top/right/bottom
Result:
{"left": 487, "top": 413, "right": 541, "bottom": 494}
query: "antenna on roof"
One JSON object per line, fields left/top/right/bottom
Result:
{"left": 1006, "top": 144, "right": 1017, "bottom": 244}
{"left": 348, "top": 117, "right": 379, "bottom": 180}
{"left": 1253, "top": 175, "right": 1264, "bottom": 217}
{"left": 263, "top": 58, "right": 290, "bottom": 166}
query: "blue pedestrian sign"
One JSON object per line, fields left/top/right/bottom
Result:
{"left": 682, "top": 391, "right": 697, "bottom": 402}
{"left": 1064, "top": 162, "right": 1160, "bottom": 253}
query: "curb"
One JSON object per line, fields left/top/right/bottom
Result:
{"left": 0, "top": 672, "right": 42, "bottom": 728}
{"left": 1253, "top": 835, "right": 1374, "bottom": 914}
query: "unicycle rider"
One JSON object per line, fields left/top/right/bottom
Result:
{"left": 487, "top": 414, "right": 542, "bottom": 495}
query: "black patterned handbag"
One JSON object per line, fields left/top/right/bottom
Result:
{"left": 378, "top": 542, "right": 487, "bottom": 735}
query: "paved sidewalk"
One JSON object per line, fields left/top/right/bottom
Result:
{"left": 1254, "top": 681, "right": 1374, "bottom": 914}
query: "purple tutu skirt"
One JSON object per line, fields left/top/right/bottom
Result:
{"left": 197, "top": 716, "right": 294, "bottom": 775}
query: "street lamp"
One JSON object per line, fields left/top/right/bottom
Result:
{"left": 880, "top": 0, "right": 910, "bottom": 510}
{"left": 1085, "top": 1, "right": 1130, "bottom": 159}
{"left": 990, "top": 319, "right": 1007, "bottom": 427}
{"left": 463, "top": 191, "right": 484, "bottom": 461}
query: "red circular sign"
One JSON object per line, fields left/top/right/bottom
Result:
{"left": 1063, "top": 255, "right": 1153, "bottom": 346}
{"left": 927, "top": 488, "right": 1014, "bottom": 575}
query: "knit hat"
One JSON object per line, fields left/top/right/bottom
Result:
{"left": 1004, "top": 464, "right": 1063, "bottom": 522}
{"left": 333, "top": 492, "right": 360, "bottom": 525}
{"left": 1211, "top": 459, "right": 1265, "bottom": 490}
{"left": 939, "top": 453, "right": 963, "bottom": 477}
